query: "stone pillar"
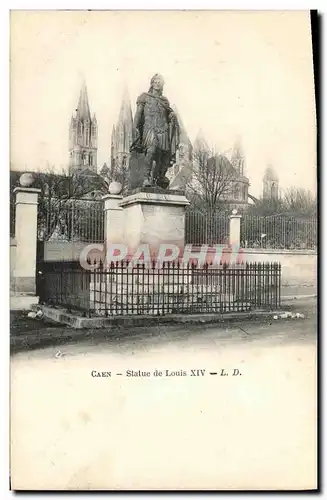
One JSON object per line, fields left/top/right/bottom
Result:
{"left": 120, "top": 188, "right": 190, "bottom": 257}
{"left": 229, "top": 209, "right": 242, "bottom": 247}
{"left": 13, "top": 175, "right": 41, "bottom": 295}
{"left": 103, "top": 185, "right": 124, "bottom": 246}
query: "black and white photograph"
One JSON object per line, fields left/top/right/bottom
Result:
{"left": 9, "top": 9, "right": 317, "bottom": 491}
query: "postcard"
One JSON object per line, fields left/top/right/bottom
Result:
{"left": 10, "top": 10, "right": 317, "bottom": 491}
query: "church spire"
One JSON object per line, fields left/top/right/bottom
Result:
{"left": 68, "top": 78, "right": 97, "bottom": 175}
{"left": 111, "top": 87, "right": 133, "bottom": 170}
{"left": 76, "top": 79, "right": 91, "bottom": 121}
{"left": 194, "top": 129, "right": 209, "bottom": 154}
{"left": 118, "top": 86, "right": 133, "bottom": 128}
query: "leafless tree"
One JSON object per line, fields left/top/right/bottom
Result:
{"left": 249, "top": 187, "right": 316, "bottom": 217}
{"left": 101, "top": 159, "right": 129, "bottom": 195}
{"left": 247, "top": 197, "right": 284, "bottom": 216}
{"left": 35, "top": 167, "right": 106, "bottom": 240}
{"left": 11, "top": 166, "right": 107, "bottom": 241}
{"left": 281, "top": 187, "right": 316, "bottom": 216}
{"left": 186, "top": 149, "right": 237, "bottom": 212}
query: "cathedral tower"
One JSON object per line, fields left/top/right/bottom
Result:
{"left": 69, "top": 80, "right": 98, "bottom": 175}
{"left": 263, "top": 165, "right": 279, "bottom": 200}
{"left": 231, "top": 138, "right": 245, "bottom": 176}
{"left": 111, "top": 87, "right": 133, "bottom": 171}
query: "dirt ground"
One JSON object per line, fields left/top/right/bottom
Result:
{"left": 10, "top": 297, "right": 317, "bottom": 490}
{"left": 10, "top": 296, "right": 317, "bottom": 355}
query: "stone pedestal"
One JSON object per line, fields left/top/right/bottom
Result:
{"left": 120, "top": 189, "right": 190, "bottom": 256}
{"left": 13, "top": 186, "right": 41, "bottom": 295}
{"left": 103, "top": 193, "right": 124, "bottom": 245}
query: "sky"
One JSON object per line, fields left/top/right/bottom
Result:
{"left": 10, "top": 10, "right": 316, "bottom": 197}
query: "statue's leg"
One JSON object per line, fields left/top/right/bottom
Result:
{"left": 156, "top": 150, "right": 170, "bottom": 189}
{"left": 143, "top": 145, "right": 156, "bottom": 187}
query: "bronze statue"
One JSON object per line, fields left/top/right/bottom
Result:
{"left": 130, "top": 74, "right": 180, "bottom": 189}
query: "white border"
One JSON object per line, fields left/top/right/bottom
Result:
{"left": 2, "top": 3, "right": 323, "bottom": 498}
{"left": 3, "top": 1, "right": 325, "bottom": 9}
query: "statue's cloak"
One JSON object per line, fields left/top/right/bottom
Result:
{"left": 130, "top": 92, "right": 180, "bottom": 162}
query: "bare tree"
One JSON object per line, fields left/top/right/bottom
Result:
{"left": 101, "top": 159, "right": 129, "bottom": 195}
{"left": 186, "top": 149, "right": 237, "bottom": 211}
{"left": 282, "top": 187, "right": 316, "bottom": 216}
{"left": 247, "top": 197, "right": 284, "bottom": 216}
{"left": 34, "top": 167, "right": 106, "bottom": 240}
{"left": 11, "top": 166, "right": 107, "bottom": 241}
{"left": 249, "top": 187, "right": 316, "bottom": 217}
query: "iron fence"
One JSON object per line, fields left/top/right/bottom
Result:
{"left": 38, "top": 261, "right": 91, "bottom": 311}
{"left": 38, "top": 198, "right": 104, "bottom": 243}
{"left": 240, "top": 215, "right": 317, "bottom": 250}
{"left": 185, "top": 210, "right": 229, "bottom": 245}
{"left": 39, "top": 260, "right": 281, "bottom": 316}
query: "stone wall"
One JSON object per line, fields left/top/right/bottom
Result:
{"left": 240, "top": 249, "right": 317, "bottom": 288}
{"left": 10, "top": 238, "right": 17, "bottom": 289}
{"left": 43, "top": 241, "right": 88, "bottom": 262}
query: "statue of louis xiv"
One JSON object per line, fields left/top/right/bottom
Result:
{"left": 130, "top": 73, "right": 180, "bottom": 189}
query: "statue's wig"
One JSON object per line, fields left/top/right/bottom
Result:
{"left": 149, "top": 73, "right": 165, "bottom": 93}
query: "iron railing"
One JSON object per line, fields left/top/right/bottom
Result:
{"left": 38, "top": 198, "right": 105, "bottom": 243}
{"left": 185, "top": 210, "right": 229, "bottom": 245}
{"left": 38, "top": 261, "right": 91, "bottom": 311}
{"left": 39, "top": 260, "right": 281, "bottom": 316}
{"left": 240, "top": 215, "right": 317, "bottom": 250}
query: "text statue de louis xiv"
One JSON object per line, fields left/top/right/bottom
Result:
{"left": 129, "top": 74, "right": 180, "bottom": 190}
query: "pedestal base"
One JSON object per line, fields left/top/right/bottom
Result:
{"left": 10, "top": 294, "right": 39, "bottom": 311}
{"left": 120, "top": 190, "right": 190, "bottom": 255}
{"left": 13, "top": 276, "right": 36, "bottom": 294}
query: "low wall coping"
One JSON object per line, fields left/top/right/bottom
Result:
{"left": 240, "top": 248, "right": 317, "bottom": 256}
{"left": 190, "top": 246, "right": 317, "bottom": 256}
{"left": 44, "top": 240, "right": 87, "bottom": 246}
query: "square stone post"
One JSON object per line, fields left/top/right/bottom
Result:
{"left": 229, "top": 209, "right": 242, "bottom": 247}
{"left": 13, "top": 185, "right": 41, "bottom": 295}
{"left": 102, "top": 193, "right": 124, "bottom": 245}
